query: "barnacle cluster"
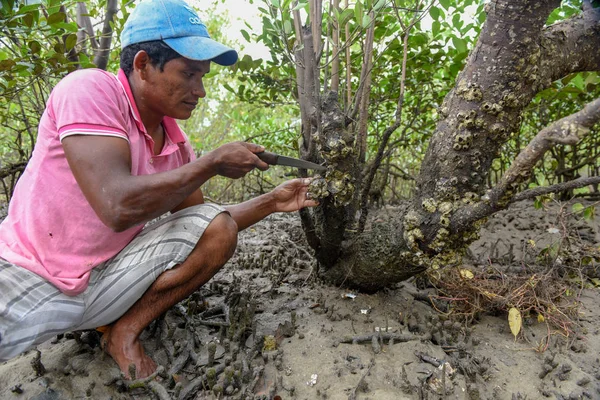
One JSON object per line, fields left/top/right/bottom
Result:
{"left": 456, "top": 81, "right": 483, "bottom": 102}
{"left": 421, "top": 198, "right": 438, "bottom": 213}
{"left": 453, "top": 132, "right": 473, "bottom": 151}
{"left": 403, "top": 210, "right": 424, "bottom": 251}
{"left": 457, "top": 109, "right": 478, "bottom": 130}
{"left": 489, "top": 123, "right": 507, "bottom": 137}
{"left": 502, "top": 92, "right": 519, "bottom": 108}
{"left": 462, "top": 192, "right": 479, "bottom": 205}
{"left": 481, "top": 102, "right": 503, "bottom": 115}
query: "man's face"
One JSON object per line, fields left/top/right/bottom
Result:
{"left": 142, "top": 57, "right": 211, "bottom": 120}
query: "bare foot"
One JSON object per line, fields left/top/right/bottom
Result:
{"left": 100, "top": 326, "right": 156, "bottom": 379}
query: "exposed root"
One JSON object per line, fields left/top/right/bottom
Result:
{"left": 336, "top": 332, "right": 432, "bottom": 346}
{"left": 348, "top": 359, "right": 374, "bottom": 400}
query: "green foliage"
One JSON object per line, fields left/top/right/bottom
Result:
{"left": 228, "top": 0, "right": 599, "bottom": 204}
{"left": 229, "top": 0, "right": 487, "bottom": 200}
{"left": 0, "top": 0, "right": 133, "bottom": 200}
{"left": 1, "top": 0, "right": 599, "bottom": 207}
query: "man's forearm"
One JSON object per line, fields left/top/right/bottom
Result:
{"left": 225, "top": 193, "right": 276, "bottom": 231}
{"left": 113, "top": 157, "right": 218, "bottom": 229}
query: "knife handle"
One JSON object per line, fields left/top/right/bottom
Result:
{"left": 256, "top": 151, "right": 279, "bottom": 165}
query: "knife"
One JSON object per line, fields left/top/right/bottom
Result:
{"left": 256, "top": 151, "right": 326, "bottom": 171}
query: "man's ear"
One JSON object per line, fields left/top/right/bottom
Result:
{"left": 132, "top": 50, "right": 153, "bottom": 80}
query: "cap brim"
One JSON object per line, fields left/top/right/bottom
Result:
{"left": 164, "top": 36, "right": 238, "bottom": 66}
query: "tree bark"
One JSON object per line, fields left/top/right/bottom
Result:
{"left": 93, "top": 0, "right": 118, "bottom": 70}
{"left": 303, "top": 0, "right": 600, "bottom": 290}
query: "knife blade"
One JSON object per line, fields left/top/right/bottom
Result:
{"left": 256, "top": 151, "right": 326, "bottom": 171}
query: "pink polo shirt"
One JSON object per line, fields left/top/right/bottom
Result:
{"left": 0, "top": 69, "right": 196, "bottom": 295}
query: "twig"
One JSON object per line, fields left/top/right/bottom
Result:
{"left": 348, "top": 360, "right": 374, "bottom": 400}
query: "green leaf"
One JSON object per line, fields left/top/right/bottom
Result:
{"left": 439, "top": 0, "right": 450, "bottom": 10}
{"left": 46, "top": 11, "right": 65, "bottom": 25}
{"left": 241, "top": 29, "right": 251, "bottom": 42}
{"left": 354, "top": 1, "right": 363, "bottom": 26}
{"left": 572, "top": 203, "right": 584, "bottom": 213}
{"left": 429, "top": 6, "right": 440, "bottom": 20}
{"left": 362, "top": 13, "right": 372, "bottom": 28}
{"left": 449, "top": 62, "right": 462, "bottom": 77}
{"left": 583, "top": 206, "right": 595, "bottom": 221}
{"left": 1, "top": 0, "right": 15, "bottom": 14}
{"left": 283, "top": 19, "right": 292, "bottom": 34}
{"left": 373, "top": 0, "right": 385, "bottom": 11}
{"left": 22, "top": 12, "right": 34, "bottom": 27}
{"left": 451, "top": 36, "right": 467, "bottom": 53}
{"left": 452, "top": 14, "right": 463, "bottom": 30}
{"left": 569, "top": 74, "right": 585, "bottom": 92}
{"left": 339, "top": 9, "right": 353, "bottom": 25}
{"left": 0, "top": 59, "right": 16, "bottom": 71}
{"left": 271, "top": 0, "right": 280, "bottom": 7}
{"left": 432, "top": 20, "right": 440, "bottom": 37}
{"left": 53, "top": 21, "right": 78, "bottom": 32}
{"left": 292, "top": 1, "right": 307, "bottom": 10}
{"left": 28, "top": 40, "right": 41, "bottom": 54}
{"left": 65, "top": 33, "right": 77, "bottom": 50}
{"left": 18, "top": 3, "right": 41, "bottom": 13}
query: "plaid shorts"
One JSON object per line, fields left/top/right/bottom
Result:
{"left": 0, "top": 203, "right": 226, "bottom": 361}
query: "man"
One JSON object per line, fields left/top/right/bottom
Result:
{"left": 0, "top": 0, "right": 317, "bottom": 378}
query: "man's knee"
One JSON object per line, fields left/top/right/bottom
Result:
{"left": 202, "top": 212, "right": 238, "bottom": 264}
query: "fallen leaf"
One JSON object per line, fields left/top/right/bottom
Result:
{"left": 460, "top": 269, "right": 474, "bottom": 279}
{"left": 508, "top": 307, "right": 522, "bottom": 339}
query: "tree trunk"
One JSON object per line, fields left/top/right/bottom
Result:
{"left": 300, "top": 0, "right": 600, "bottom": 291}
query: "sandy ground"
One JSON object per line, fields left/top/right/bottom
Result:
{"left": 0, "top": 200, "right": 599, "bottom": 400}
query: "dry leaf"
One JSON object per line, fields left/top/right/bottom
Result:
{"left": 460, "top": 269, "right": 474, "bottom": 279}
{"left": 508, "top": 307, "right": 522, "bottom": 339}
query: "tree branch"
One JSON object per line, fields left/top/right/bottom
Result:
{"left": 513, "top": 176, "right": 600, "bottom": 202}
{"left": 451, "top": 97, "right": 600, "bottom": 231}
{"left": 330, "top": 0, "right": 340, "bottom": 93}
{"left": 76, "top": 2, "right": 99, "bottom": 51}
{"left": 539, "top": 7, "right": 600, "bottom": 89}
{"left": 357, "top": 11, "right": 375, "bottom": 164}
{"left": 93, "top": 0, "right": 118, "bottom": 70}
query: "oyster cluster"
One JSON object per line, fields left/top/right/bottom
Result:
{"left": 307, "top": 134, "right": 356, "bottom": 207}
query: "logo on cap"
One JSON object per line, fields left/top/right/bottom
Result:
{"left": 184, "top": 5, "right": 202, "bottom": 25}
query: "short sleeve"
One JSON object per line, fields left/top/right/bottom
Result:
{"left": 49, "top": 69, "right": 130, "bottom": 142}
{"left": 181, "top": 133, "right": 197, "bottom": 163}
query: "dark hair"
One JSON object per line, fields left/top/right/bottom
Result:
{"left": 120, "top": 40, "right": 182, "bottom": 76}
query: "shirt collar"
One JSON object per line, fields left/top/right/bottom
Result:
{"left": 116, "top": 69, "right": 186, "bottom": 145}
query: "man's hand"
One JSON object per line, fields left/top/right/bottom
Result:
{"left": 271, "top": 178, "right": 320, "bottom": 213}
{"left": 207, "top": 142, "right": 270, "bottom": 179}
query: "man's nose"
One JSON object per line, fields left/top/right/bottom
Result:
{"left": 192, "top": 79, "right": 206, "bottom": 98}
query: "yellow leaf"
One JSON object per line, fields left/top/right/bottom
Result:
{"left": 591, "top": 278, "right": 600, "bottom": 287}
{"left": 460, "top": 269, "right": 474, "bottom": 279}
{"left": 537, "top": 313, "right": 545, "bottom": 323}
{"left": 508, "top": 307, "right": 522, "bottom": 339}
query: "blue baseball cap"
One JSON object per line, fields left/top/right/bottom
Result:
{"left": 120, "top": 0, "right": 238, "bottom": 66}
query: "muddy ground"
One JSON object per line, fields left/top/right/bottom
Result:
{"left": 0, "top": 200, "right": 599, "bottom": 400}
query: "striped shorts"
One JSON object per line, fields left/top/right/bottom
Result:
{"left": 0, "top": 203, "right": 226, "bottom": 362}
